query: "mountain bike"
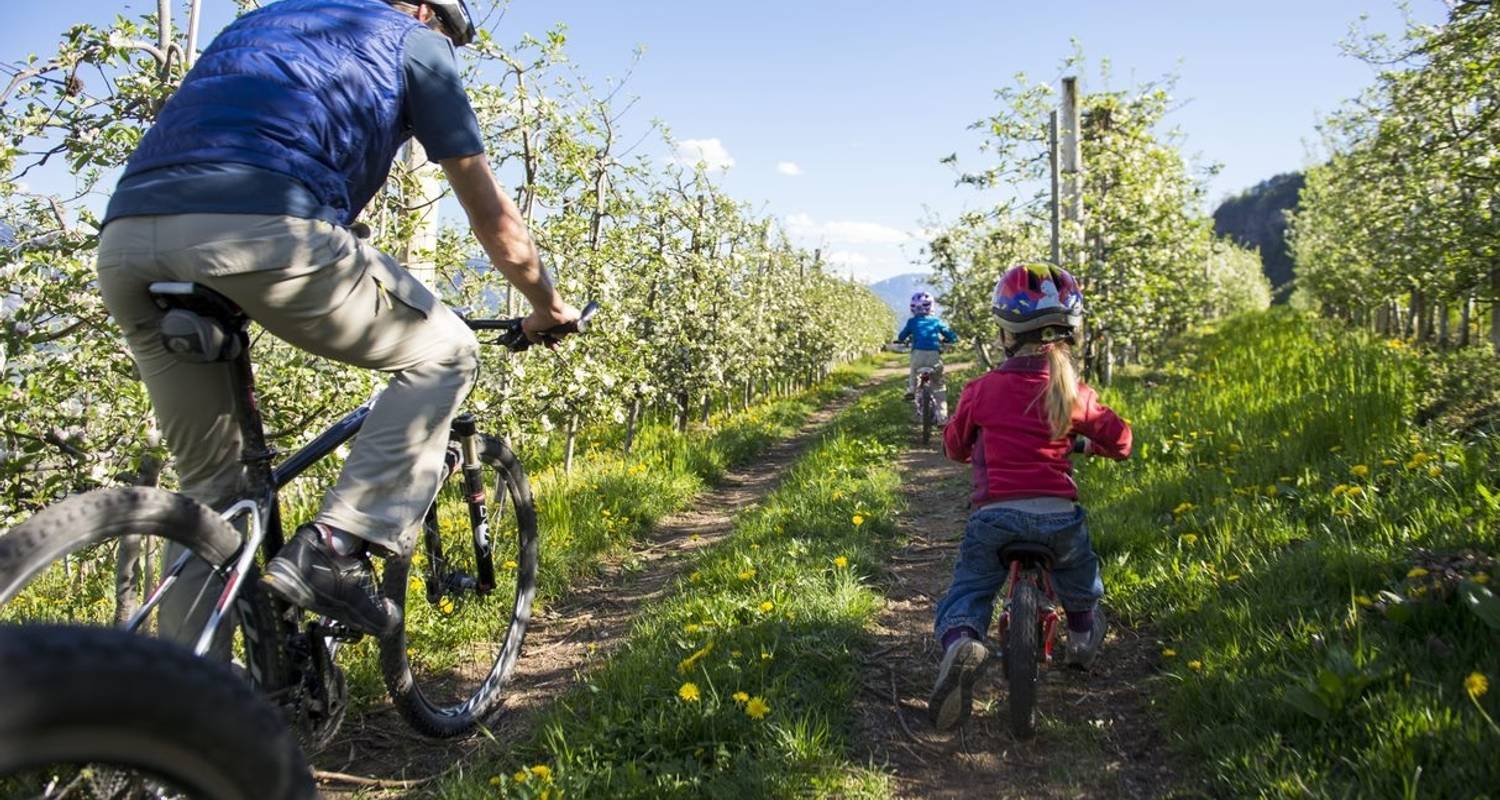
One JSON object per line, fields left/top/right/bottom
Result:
{"left": 0, "top": 623, "right": 316, "bottom": 800}
{"left": 0, "top": 280, "right": 598, "bottom": 746}
{"left": 915, "top": 365, "right": 941, "bottom": 445}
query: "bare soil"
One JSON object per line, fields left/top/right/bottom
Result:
{"left": 313, "top": 372, "right": 892, "bottom": 797}
{"left": 852, "top": 434, "right": 1190, "bottom": 799}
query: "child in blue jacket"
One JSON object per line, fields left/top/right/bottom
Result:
{"left": 896, "top": 292, "right": 959, "bottom": 421}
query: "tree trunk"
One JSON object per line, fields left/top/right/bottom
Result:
{"left": 623, "top": 396, "right": 641, "bottom": 456}
{"left": 113, "top": 452, "right": 164, "bottom": 626}
{"left": 1461, "top": 296, "right": 1473, "bottom": 348}
{"left": 1099, "top": 336, "right": 1114, "bottom": 386}
{"left": 700, "top": 395, "right": 711, "bottom": 424}
{"left": 1408, "top": 290, "right": 1423, "bottom": 341}
{"left": 1438, "top": 302, "right": 1450, "bottom": 348}
{"left": 563, "top": 416, "right": 577, "bottom": 474}
{"left": 1491, "top": 269, "right": 1500, "bottom": 356}
{"left": 972, "top": 338, "right": 993, "bottom": 370}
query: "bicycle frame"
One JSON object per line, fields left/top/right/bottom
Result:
{"left": 995, "top": 559, "right": 1064, "bottom": 664}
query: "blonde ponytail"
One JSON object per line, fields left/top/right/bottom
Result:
{"left": 1043, "top": 343, "right": 1080, "bottom": 440}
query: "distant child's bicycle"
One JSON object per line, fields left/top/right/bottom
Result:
{"left": 914, "top": 364, "right": 943, "bottom": 446}
{"left": 0, "top": 280, "right": 598, "bottom": 749}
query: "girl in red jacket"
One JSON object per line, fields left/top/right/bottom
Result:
{"left": 927, "top": 263, "right": 1132, "bottom": 732}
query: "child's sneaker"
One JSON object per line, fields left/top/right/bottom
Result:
{"left": 1064, "top": 608, "right": 1107, "bottom": 669}
{"left": 927, "top": 636, "right": 989, "bottom": 730}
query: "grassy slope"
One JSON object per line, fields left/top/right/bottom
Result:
{"left": 437, "top": 371, "right": 910, "bottom": 799}
{"left": 1082, "top": 309, "right": 1499, "bottom": 797}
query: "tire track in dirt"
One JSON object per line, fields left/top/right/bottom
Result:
{"left": 315, "top": 367, "right": 902, "bottom": 796}
{"left": 853, "top": 433, "right": 1185, "bottom": 799}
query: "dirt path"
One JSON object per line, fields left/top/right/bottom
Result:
{"left": 314, "top": 368, "right": 899, "bottom": 797}
{"left": 853, "top": 436, "right": 1182, "bottom": 799}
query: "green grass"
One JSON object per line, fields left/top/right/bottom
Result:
{"left": 329, "top": 361, "right": 880, "bottom": 704}
{"left": 1080, "top": 309, "right": 1500, "bottom": 797}
{"left": 434, "top": 373, "right": 911, "bottom": 799}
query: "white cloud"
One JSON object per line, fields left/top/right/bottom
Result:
{"left": 669, "top": 138, "right": 735, "bottom": 172}
{"left": 775, "top": 161, "right": 803, "bottom": 176}
{"left": 824, "top": 251, "right": 869, "bottom": 268}
{"left": 785, "top": 213, "right": 912, "bottom": 245}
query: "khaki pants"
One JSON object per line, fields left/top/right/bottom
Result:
{"left": 908, "top": 349, "right": 948, "bottom": 424}
{"left": 97, "top": 214, "right": 479, "bottom": 556}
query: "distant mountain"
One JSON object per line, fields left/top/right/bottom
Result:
{"left": 869, "top": 272, "right": 936, "bottom": 325}
{"left": 1212, "top": 172, "right": 1304, "bottom": 297}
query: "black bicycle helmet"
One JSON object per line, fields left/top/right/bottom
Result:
{"left": 388, "top": 0, "right": 477, "bottom": 47}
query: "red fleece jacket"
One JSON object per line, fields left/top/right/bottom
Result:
{"left": 943, "top": 356, "right": 1132, "bottom": 507}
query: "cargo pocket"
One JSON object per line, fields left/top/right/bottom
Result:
{"left": 363, "top": 249, "right": 437, "bottom": 320}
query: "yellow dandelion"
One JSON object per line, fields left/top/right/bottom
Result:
{"left": 1351, "top": 464, "right": 1369, "bottom": 478}
{"left": 1228, "top": 443, "right": 1242, "bottom": 453}
{"left": 689, "top": 571, "right": 702, "bottom": 583}
{"left": 1172, "top": 502, "right": 1197, "bottom": 516}
{"left": 530, "top": 765, "right": 553, "bottom": 781}
{"left": 408, "top": 577, "right": 423, "bottom": 592}
{"left": 834, "top": 556, "right": 849, "bottom": 569}
{"left": 438, "top": 597, "right": 455, "bottom": 615}
{"left": 732, "top": 691, "right": 750, "bottom": 704}
{"left": 1187, "top": 660, "right": 1203, "bottom": 672}
{"left": 1332, "top": 484, "right": 1350, "bottom": 498}
{"left": 1407, "top": 567, "right": 1429, "bottom": 578}
{"left": 1264, "top": 485, "right": 1279, "bottom": 497}
{"left": 852, "top": 513, "right": 866, "bottom": 527}
{"left": 759, "top": 601, "right": 775, "bottom": 613}
{"left": 745, "top": 696, "right": 770, "bottom": 719}
{"left": 677, "top": 643, "right": 714, "bottom": 674}
{"left": 504, "top": 559, "right": 518, "bottom": 570}
{"left": 760, "top": 650, "right": 772, "bottom": 661}
{"left": 678, "top": 682, "right": 701, "bottom": 702}
{"left": 513, "top": 770, "right": 529, "bottom": 783}
{"left": 1475, "top": 574, "right": 1491, "bottom": 585}
{"left": 1428, "top": 465, "right": 1442, "bottom": 478}
{"left": 489, "top": 776, "right": 502, "bottom": 786}
{"left": 1466, "top": 672, "right": 1489, "bottom": 700}
{"left": 738, "top": 569, "right": 756, "bottom": 581}
{"left": 683, "top": 623, "right": 702, "bottom": 635}
{"left": 1354, "top": 595, "right": 1373, "bottom": 607}
{"left": 831, "top": 490, "right": 845, "bottom": 501}
{"left": 1162, "top": 648, "right": 1177, "bottom": 658}
{"left": 1182, "top": 533, "right": 1200, "bottom": 546}
{"left": 1345, "top": 486, "right": 1364, "bottom": 498}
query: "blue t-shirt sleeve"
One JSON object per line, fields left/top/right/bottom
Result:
{"left": 897, "top": 318, "right": 915, "bottom": 342}
{"left": 403, "top": 29, "right": 485, "bottom": 160}
{"left": 941, "top": 321, "right": 958, "bottom": 342}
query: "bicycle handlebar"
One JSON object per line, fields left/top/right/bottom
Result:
{"left": 465, "top": 300, "right": 601, "bottom": 352}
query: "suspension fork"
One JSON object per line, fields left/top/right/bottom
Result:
{"left": 453, "top": 414, "right": 495, "bottom": 595}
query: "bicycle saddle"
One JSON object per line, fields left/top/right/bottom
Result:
{"left": 148, "top": 282, "right": 248, "bottom": 363}
{"left": 997, "top": 541, "right": 1055, "bottom": 568}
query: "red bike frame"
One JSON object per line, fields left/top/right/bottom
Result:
{"left": 994, "top": 559, "right": 1064, "bottom": 663}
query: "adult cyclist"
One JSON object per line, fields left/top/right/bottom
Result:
{"left": 895, "top": 292, "right": 959, "bottom": 424}
{"left": 95, "top": 0, "right": 579, "bottom": 639}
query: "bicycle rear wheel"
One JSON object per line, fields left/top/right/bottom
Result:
{"left": 1005, "top": 580, "right": 1041, "bottom": 739}
{"left": 921, "top": 387, "right": 935, "bottom": 445}
{"left": 380, "top": 432, "right": 539, "bottom": 738}
{"left": 0, "top": 624, "right": 315, "bottom": 800}
{"left": 0, "top": 488, "right": 290, "bottom": 696}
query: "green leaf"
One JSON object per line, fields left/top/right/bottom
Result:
{"left": 1283, "top": 685, "right": 1331, "bottom": 722}
{"left": 1459, "top": 581, "right": 1500, "bottom": 631}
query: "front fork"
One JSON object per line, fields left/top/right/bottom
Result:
{"left": 422, "top": 413, "right": 496, "bottom": 603}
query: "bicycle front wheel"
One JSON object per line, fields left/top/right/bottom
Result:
{"left": 380, "top": 433, "right": 539, "bottom": 738}
{"left": 1005, "top": 580, "right": 1041, "bottom": 739}
{"left": 0, "top": 624, "right": 315, "bottom": 800}
{"left": 921, "top": 387, "right": 935, "bottom": 445}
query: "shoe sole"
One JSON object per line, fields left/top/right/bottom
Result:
{"left": 928, "top": 641, "right": 988, "bottom": 731}
{"left": 260, "top": 561, "right": 401, "bottom": 638}
{"left": 1068, "top": 612, "right": 1108, "bottom": 670}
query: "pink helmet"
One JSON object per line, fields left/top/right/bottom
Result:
{"left": 991, "top": 263, "right": 1084, "bottom": 333}
{"left": 910, "top": 291, "right": 934, "bottom": 316}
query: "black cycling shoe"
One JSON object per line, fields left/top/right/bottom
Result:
{"left": 261, "top": 525, "right": 401, "bottom": 637}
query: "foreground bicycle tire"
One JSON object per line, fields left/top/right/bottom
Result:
{"left": 0, "top": 487, "right": 291, "bottom": 693}
{"left": 0, "top": 624, "right": 315, "bottom": 800}
{"left": 1005, "top": 581, "right": 1041, "bottom": 739}
{"left": 379, "top": 433, "right": 540, "bottom": 738}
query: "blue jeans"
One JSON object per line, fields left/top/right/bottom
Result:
{"left": 932, "top": 506, "right": 1104, "bottom": 642}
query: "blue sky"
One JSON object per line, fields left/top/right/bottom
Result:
{"left": 2, "top": 1, "right": 1441, "bottom": 282}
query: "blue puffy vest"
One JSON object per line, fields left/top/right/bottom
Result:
{"left": 122, "top": 0, "right": 421, "bottom": 226}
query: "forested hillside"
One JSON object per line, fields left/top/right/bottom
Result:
{"left": 1212, "top": 171, "right": 1303, "bottom": 294}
